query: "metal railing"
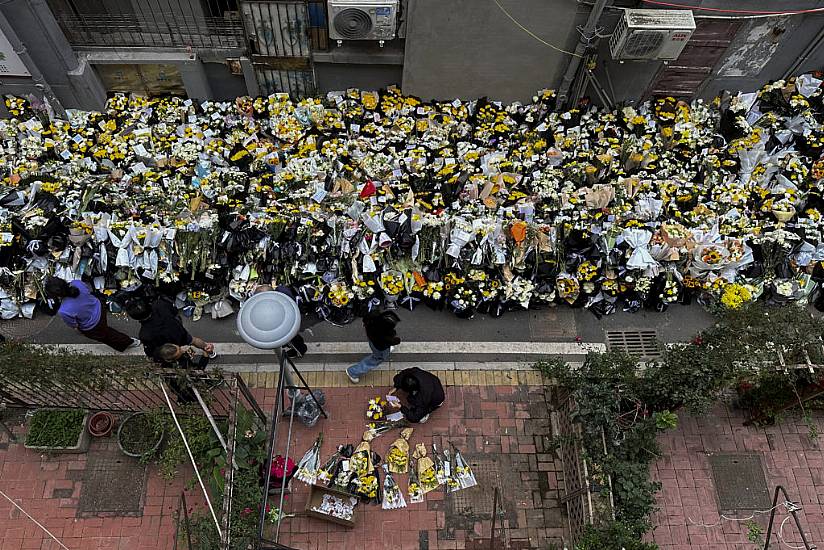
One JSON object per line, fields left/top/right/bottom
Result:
{"left": 552, "top": 389, "right": 615, "bottom": 545}
{"left": 0, "top": 367, "right": 248, "bottom": 419}
{"left": 51, "top": 0, "right": 245, "bottom": 49}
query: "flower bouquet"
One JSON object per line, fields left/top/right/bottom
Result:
{"left": 556, "top": 272, "right": 580, "bottom": 305}
{"left": 366, "top": 396, "right": 387, "bottom": 420}
{"left": 407, "top": 458, "right": 425, "bottom": 504}
{"left": 412, "top": 443, "right": 440, "bottom": 494}
{"left": 451, "top": 444, "right": 477, "bottom": 490}
{"left": 352, "top": 471, "right": 381, "bottom": 505}
{"left": 387, "top": 427, "right": 413, "bottom": 474}
{"left": 317, "top": 445, "right": 346, "bottom": 485}
{"left": 660, "top": 221, "right": 692, "bottom": 248}
{"left": 720, "top": 282, "right": 754, "bottom": 310}
{"left": 379, "top": 269, "right": 404, "bottom": 306}
{"left": 295, "top": 433, "right": 323, "bottom": 485}
{"left": 330, "top": 445, "right": 356, "bottom": 491}
{"left": 381, "top": 464, "right": 407, "bottom": 510}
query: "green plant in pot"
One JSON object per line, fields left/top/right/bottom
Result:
{"left": 117, "top": 412, "right": 165, "bottom": 458}
{"left": 25, "top": 409, "right": 89, "bottom": 452}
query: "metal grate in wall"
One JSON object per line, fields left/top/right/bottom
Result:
{"left": 605, "top": 330, "right": 660, "bottom": 357}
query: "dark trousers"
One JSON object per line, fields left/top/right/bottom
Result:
{"left": 80, "top": 307, "right": 133, "bottom": 352}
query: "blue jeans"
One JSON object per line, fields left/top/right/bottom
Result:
{"left": 348, "top": 342, "right": 391, "bottom": 377}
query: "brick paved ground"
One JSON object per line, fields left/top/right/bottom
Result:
{"left": 0, "top": 370, "right": 567, "bottom": 550}
{"left": 0, "top": 428, "right": 196, "bottom": 550}
{"left": 648, "top": 404, "right": 824, "bottom": 549}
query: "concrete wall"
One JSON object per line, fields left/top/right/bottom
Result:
{"left": 401, "top": 0, "right": 583, "bottom": 103}
{"left": 204, "top": 62, "right": 248, "bottom": 100}
{"left": 315, "top": 63, "right": 403, "bottom": 93}
{"left": 0, "top": 0, "right": 105, "bottom": 110}
{"left": 591, "top": 0, "right": 824, "bottom": 106}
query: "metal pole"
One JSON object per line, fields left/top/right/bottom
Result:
{"left": 556, "top": 0, "right": 611, "bottom": 107}
{"left": 490, "top": 487, "right": 499, "bottom": 550}
{"left": 257, "top": 351, "right": 287, "bottom": 545}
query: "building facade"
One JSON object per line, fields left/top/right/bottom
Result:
{"left": 0, "top": 0, "right": 823, "bottom": 111}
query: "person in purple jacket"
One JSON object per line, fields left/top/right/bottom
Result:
{"left": 45, "top": 276, "right": 140, "bottom": 352}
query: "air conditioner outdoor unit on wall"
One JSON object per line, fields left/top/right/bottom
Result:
{"left": 327, "top": 0, "right": 398, "bottom": 43}
{"left": 609, "top": 9, "right": 696, "bottom": 61}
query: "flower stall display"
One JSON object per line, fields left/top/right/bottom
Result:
{"left": 3, "top": 75, "right": 824, "bottom": 320}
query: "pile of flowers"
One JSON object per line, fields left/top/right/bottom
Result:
{"left": 3, "top": 74, "right": 824, "bottom": 320}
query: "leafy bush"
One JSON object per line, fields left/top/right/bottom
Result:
{"left": 26, "top": 409, "right": 85, "bottom": 447}
{"left": 535, "top": 303, "right": 824, "bottom": 549}
{"left": 577, "top": 521, "right": 658, "bottom": 550}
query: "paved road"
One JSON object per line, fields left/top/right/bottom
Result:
{"left": 1, "top": 302, "right": 715, "bottom": 367}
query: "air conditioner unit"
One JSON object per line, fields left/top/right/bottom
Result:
{"left": 609, "top": 9, "right": 695, "bottom": 61}
{"left": 327, "top": 0, "right": 398, "bottom": 43}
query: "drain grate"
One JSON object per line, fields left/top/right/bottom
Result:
{"left": 451, "top": 457, "right": 500, "bottom": 517}
{"left": 709, "top": 453, "right": 771, "bottom": 511}
{"left": 605, "top": 330, "right": 660, "bottom": 357}
{"left": 78, "top": 453, "right": 146, "bottom": 516}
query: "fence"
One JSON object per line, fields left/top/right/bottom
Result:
{"left": 0, "top": 365, "right": 264, "bottom": 421}
{"left": 551, "top": 389, "right": 614, "bottom": 545}
{"left": 49, "top": 0, "right": 245, "bottom": 49}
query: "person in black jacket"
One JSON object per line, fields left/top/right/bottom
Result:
{"left": 346, "top": 309, "right": 401, "bottom": 383}
{"left": 389, "top": 367, "right": 445, "bottom": 423}
{"left": 126, "top": 297, "right": 215, "bottom": 361}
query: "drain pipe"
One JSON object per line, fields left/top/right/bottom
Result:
{"left": 557, "top": 0, "right": 611, "bottom": 107}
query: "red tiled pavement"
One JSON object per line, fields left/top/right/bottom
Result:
{"left": 647, "top": 404, "right": 824, "bottom": 549}
{"left": 0, "top": 382, "right": 565, "bottom": 550}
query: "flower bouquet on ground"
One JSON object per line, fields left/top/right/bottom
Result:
{"left": 379, "top": 269, "right": 404, "bottom": 307}
{"left": 407, "top": 458, "right": 425, "bottom": 504}
{"left": 295, "top": 433, "right": 323, "bottom": 485}
{"left": 413, "top": 443, "right": 440, "bottom": 494}
{"left": 387, "top": 428, "right": 413, "bottom": 474}
{"left": 382, "top": 464, "right": 407, "bottom": 510}
{"left": 317, "top": 445, "right": 346, "bottom": 486}
{"left": 442, "top": 448, "right": 461, "bottom": 493}
{"left": 366, "top": 396, "right": 387, "bottom": 421}
{"left": 329, "top": 444, "right": 356, "bottom": 491}
{"left": 347, "top": 432, "right": 381, "bottom": 503}
{"left": 432, "top": 443, "right": 448, "bottom": 485}
{"left": 451, "top": 444, "right": 477, "bottom": 490}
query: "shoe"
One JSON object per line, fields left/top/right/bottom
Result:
{"left": 207, "top": 350, "right": 218, "bottom": 359}
{"left": 346, "top": 368, "right": 360, "bottom": 384}
{"left": 128, "top": 338, "right": 141, "bottom": 349}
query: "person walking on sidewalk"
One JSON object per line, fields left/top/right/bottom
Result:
{"left": 126, "top": 297, "right": 215, "bottom": 362}
{"left": 45, "top": 276, "right": 140, "bottom": 352}
{"left": 346, "top": 309, "right": 401, "bottom": 383}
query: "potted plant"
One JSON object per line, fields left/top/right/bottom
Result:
{"left": 25, "top": 409, "right": 89, "bottom": 453}
{"left": 117, "top": 412, "right": 165, "bottom": 458}
{"left": 87, "top": 411, "right": 115, "bottom": 438}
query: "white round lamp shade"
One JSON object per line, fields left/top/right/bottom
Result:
{"left": 236, "top": 291, "right": 300, "bottom": 349}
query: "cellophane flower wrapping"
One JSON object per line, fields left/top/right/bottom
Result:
{"left": 382, "top": 464, "right": 407, "bottom": 510}
{"left": 294, "top": 433, "right": 323, "bottom": 485}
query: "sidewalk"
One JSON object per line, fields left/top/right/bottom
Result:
{"left": 0, "top": 371, "right": 566, "bottom": 550}
{"left": 648, "top": 405, "right": 824, "bottom": 549}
